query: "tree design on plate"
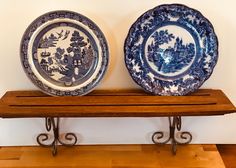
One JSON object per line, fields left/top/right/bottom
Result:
{"left": 37, "top": 29, "right": 94, "bottom": 86}
{"left": 147, "top": 29, "right": 195, "bottom": 74}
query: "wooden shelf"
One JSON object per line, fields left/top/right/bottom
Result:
{"left": 0, "top": 89, "right": 235, "bottom": 155}
{"left": 0, "top": 89, "right": 235, "bottom": 118}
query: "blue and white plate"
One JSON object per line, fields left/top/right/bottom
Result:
{"left": 124, "top": 4, "right": 218, "bottom": 95}
{"left": 21, "top": 11, "right": 109, "bottom": 96}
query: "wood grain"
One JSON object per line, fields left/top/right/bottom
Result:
{"left": 217, "top": 145, "right": 236, "bottom": 168}
{"left": 0, "top": 145, "right": 226, "bottom": 168}
{"left": 0, "top": 89, "right": 235, "bottom": 118}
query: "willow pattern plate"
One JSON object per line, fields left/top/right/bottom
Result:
{"left": 124, "top": 4, "right": 218, "bottom": 95}
{"left": 21, "top": 10, "right": 109, "bottom": 96}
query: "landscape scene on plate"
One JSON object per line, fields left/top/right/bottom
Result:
{"left": 147, "top": 29, "right": 195, "bottom": 74}
{"left": 36, "top": 28, "right": 94, "bottom": 86}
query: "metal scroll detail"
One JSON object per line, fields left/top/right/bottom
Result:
{"left": 37, "top": 117, "right": 77, "bottom": 156}
{"left": 152, "top": 116, "right": 192, "bottom": 155}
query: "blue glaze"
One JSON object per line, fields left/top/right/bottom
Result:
{"left": 124, "top": 4, "right": 218, "bottom": 95}
{"left": 32, "top": 22, "right": 98, "bottom": 87}
{"left": 147, "top": 29, "right": 195, "bottom": 74}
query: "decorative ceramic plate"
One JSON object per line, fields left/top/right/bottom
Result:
{"left": 21, "top": 11, "right": 109, "bottom": 96}
{"left": 124, "top": 4, "right": 218, "bottom": 95}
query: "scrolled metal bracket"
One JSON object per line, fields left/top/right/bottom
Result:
{"left": 152, "top": 116, "right": 192, "bottom": 155}
{"left": 37, "top": 117, "right": 77, "bottom": 156}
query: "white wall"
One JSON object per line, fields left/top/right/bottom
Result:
{"left": 0, "top": 0, "right": 236, "bottom": 146}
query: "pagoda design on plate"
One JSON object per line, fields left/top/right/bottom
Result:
{"left": 35, "top": 28, "right": 95, "bottom": 87}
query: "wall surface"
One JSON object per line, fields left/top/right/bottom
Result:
{"left": 0, "top": 0, "right": 236, "bottom": 146}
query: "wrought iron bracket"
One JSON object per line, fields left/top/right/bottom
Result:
{"left": 152, "top": 116, "right": 192, "bottom": 155}
{"left": 37, "top": 117, "right": 77, "bottom": 156}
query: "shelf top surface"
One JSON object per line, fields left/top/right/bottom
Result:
{"left": 0, "top": 89, "right": 235, "bottom": 118}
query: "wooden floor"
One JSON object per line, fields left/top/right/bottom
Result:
{"left": 217, "top": 145, "right": 236, "bottom": 168}
{"left": 0, "top": 144, "right": 228, "bottom": 168}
